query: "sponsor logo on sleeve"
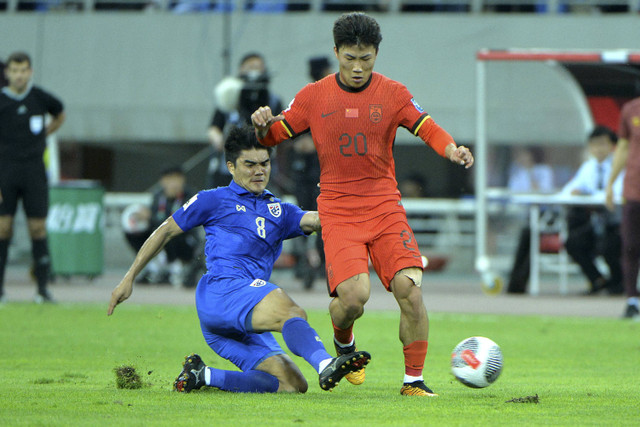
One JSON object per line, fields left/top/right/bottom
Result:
{"left": 284, "top": 97, "right": 295, "bottom": 113}
{"left": 410, "top": 98, "right": 424, "bottom": 113}
{"left": 182, "top": 194, "right": 198, "bottom": 211}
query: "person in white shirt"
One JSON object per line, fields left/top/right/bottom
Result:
{"left": 561, "top": 126, "right": 624, "bottom": 295}
{"left": 506, "top": 146, "right": 556, "bottom": 293}
{"left": 508, "top": 146, "right": 555, "bottom": 194}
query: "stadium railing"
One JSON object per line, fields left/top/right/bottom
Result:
{"left": 1, "top": 0, "right": 637, "bottom": 13}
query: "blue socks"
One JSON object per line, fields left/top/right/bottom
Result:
{"left": 281, "top": 317, "right": 333, "bottom": 373}
{"left": 206, "top": 367, "right": 279, "bottom": 393}
{"left": 202, "top": 317, "right": 332, "bottom": 393}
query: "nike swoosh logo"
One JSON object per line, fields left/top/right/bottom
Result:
{"left": 321, "top": 111, "right": 337, "bottom": 118}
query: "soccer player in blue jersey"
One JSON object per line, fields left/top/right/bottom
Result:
{"left": 107, "top": 125, "right": 370, "bottom": 393}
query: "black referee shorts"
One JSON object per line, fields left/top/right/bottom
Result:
{"left": 0, "top": 158, "right": 49, "bottom": 218}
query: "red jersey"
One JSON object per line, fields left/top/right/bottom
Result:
{"left": 619, "top": 97, "right": 640, "bottom": 202}
{"left": 260, "top": 72, "right": 455, "bottom": 220}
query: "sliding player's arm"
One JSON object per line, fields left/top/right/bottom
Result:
{"left": 108, "top": 217, "right": 184, "bottom": 315}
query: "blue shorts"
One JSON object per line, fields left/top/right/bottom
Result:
{"left": 195, "top": 274, "right": 286, "bottom": 371}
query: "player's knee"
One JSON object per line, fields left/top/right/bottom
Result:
{"left": 278, "top": 372, "right": 308, "bottom": 393}
{"left": 0, "top": 217, "right": 13, "bottom": 239}
{"left": 392, "top": 269, "right": 424, "bottom": 309}
{"left": 336, "top": 276, "right": 370, "bottom": 310}
{"left": 286, "top": 304, "right": 307, "bottom": 322}
{"left": 27, "top": 221, "right": 47, "bottom": 239}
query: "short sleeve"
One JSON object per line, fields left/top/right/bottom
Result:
{"left": 282, "top": 202, "right": 307, "bottom": 240}
{"left": 172, "top": 190, "right": 217, "bottom": 232}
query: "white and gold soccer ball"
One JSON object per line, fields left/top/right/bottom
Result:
{"left": 451, "top": 336, "right": 503, "bottom": 388}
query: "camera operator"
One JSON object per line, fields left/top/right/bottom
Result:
{"left": 206, "top": 53, "right": 283, "bottom": 189}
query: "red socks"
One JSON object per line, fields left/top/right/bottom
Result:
{"left": 332, "top": 321, "right": 354, "bottom": 346}
{"left": 403, "top": 340, "right": 429, "bottom": 376}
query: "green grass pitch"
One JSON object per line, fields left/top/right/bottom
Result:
{"left": 0, "top": 303, "right": 638, "bottom": 425}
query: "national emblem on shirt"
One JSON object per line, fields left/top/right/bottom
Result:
{"left": 369, "top": 105, "right": 382, "bottom": 123}
{"left": 267, "top": 202, "right": 281, "bottom": 218}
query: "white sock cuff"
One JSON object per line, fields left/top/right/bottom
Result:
{"left": 403, "top": 374, "right": 424, "bottom": 384}
{"left": 334, "top": 336, "right": 355, "bottom": 348}
{"left": 318, "top": 358, "right": 332, "bottom": 374}
{"left": 204, "top": 367, "right": 211, "bottom": 386}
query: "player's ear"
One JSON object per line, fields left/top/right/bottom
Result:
{"left": 226, "top": 161, "right": 235, "bottom": 176}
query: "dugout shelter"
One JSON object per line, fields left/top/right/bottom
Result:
{"left": 474, "top": 49, "right": 640, "bottom": 294}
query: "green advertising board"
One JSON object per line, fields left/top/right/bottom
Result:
{"left": 46, "top": 181, "right": 104, "bottom": 276}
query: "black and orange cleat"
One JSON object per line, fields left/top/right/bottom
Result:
{"left": 334, "top": 339, "right": 366, "bottom": 385}
{"left": 400, "top": 380, "right": 438, "bottom": 397}
{"left": 173, "top": 353, "right": 206, "bottom": 393}
{"left": 319, "top": 351, "right": 370, "bottom": 391}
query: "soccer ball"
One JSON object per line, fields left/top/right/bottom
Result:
{"left": 451, "top": 336, "right": 503, "bottom": 388}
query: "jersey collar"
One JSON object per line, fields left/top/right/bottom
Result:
{"left": 335, "top": 72, "right": 374, "bottom": 93}
{"left": 2, "top": 81, "right": 33, "bottom": 101}
{"left": 228, "top": 180, "right": 275, "bottom": 199}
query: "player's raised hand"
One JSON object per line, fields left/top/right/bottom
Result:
{"left": 449, "top": 145, "right": 474, "bottom": 169}
{"left": 251, "top": 106, "right": 284, "bottom": 138}
{"left": 107, "top": 278, "right": 134, "bottom": 316}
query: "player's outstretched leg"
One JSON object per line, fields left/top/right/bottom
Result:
{"left": 173, "top": 353, "right": 280, "bottom": 393}
{"left": 174, "top": 353, "right": 206, "bottom": 393}
{"left": 334, "top": 338, "right": 366, "bottom": 385}
{"left": 319, "top": 351, "right": 370, "bottom": 391}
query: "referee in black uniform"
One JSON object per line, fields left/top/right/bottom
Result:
{"left": 0, "top": 52, "right": 66, "bottom": 303}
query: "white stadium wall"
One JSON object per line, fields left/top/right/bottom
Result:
{"left": 1, "top": 13, "right": 639, "bottom": 144}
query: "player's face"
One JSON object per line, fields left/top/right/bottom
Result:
{"left": 334, "top": 44, "right": 377, "bottom": 89}
{"left": 228, "top": 148, "right": 271, "bottom": 195}
{"left": 5, "top": 61, "right": 32, "bottom": 94}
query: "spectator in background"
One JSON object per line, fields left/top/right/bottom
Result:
{"left": 0, "top": 52, "right": 66, "bottom": 304}
{"left": 121, "top": 167, "right": 201, "bottom": 288}
{"left": 207, "top": 53, "right": 283, "bottom": 190}
{"left": 506, "top": 146, "right": 555, "bottom": 294}
{"left": 508, "top": 146, "right": 554, "bottom": 194}
{"left": 606, "top": 96, "right": 640, "bottom": 319}
{"left": 560, "top": 126, "right": 624, "bottom": 295}
{"left": 398, "top": 173, "right": 427, "bottom": 198}
{"left": 290, "top": 56, "right": 333, "bottom": 290}
{"left": 0, "top": 59, "right": 6, "bottom": 87}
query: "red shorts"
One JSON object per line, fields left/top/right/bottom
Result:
{"left": 322, "top": 211, "right": 422, "bottom": 296}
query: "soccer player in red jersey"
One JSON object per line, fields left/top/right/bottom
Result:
{"left": 606, "top": 96, "right": 640, "bottom": 320}
{"left": 252, "top": 12, "right": 474, "bottom": 396}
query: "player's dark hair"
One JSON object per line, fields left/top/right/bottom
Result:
{"left": 6, "top": 51, "right": 31, "bottom": 67}
{"left": 333, "top": 12, "right": 382, "bottom": 52}
{"left": 224, "top": 125, "right": 272, "bottom": 165}
{"left": 589, "top": 125, "right": 617, "bottom": 144}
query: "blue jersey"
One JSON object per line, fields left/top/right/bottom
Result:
{"left": 172, "top": 181, "right": 307, "bottom": 283}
